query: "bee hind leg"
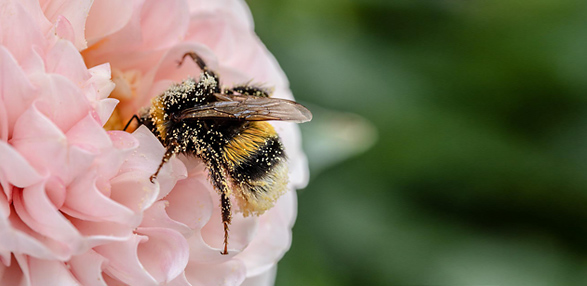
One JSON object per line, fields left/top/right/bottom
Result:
{"left": 208, "top": 163, "right": 232, "bottom": 255}
{"left": 220, "top": 189, "right": 232, "bottom": 255}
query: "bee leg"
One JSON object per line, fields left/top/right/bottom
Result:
{"left": 220, "top": 187, "right": 232, "bottom": 255}
{"left": 178, "top": 52, "right": 208, "bottom": 71}
{"left": 123, "top": 114, "right": 142, "bottom": 131}
{"left": 178, "top": 52, "right": 221, "bottom": 93}
{"left": 208, "top": 163, "right": 232, "bottom": 255}
{"left": 150, "top": 140, "right": 180, "bottom": 183}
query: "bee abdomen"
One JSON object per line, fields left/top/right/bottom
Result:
{"left": 230, "top": 137, "right": 285, "bottom": 181}
{"left": 223, "top": 123, "right": 289, "bottom": 216}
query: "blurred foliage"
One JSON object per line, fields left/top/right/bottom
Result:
{"left": 247, "top": 0, "right": 587, "bottom": 285}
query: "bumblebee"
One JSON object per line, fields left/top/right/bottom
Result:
{"left": 125, "top": 52, "right": 312, "bottom": 255}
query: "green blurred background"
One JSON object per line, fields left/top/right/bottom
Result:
{"left": 246, "top": 0, "right": 587, "bottom": 285}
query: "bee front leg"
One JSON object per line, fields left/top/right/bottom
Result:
{"left": 178, "top": 51, "right": 221, "bottom": 93}
{"left": 178, "top": 52, "right": 208, "bottom": 71}
{"left": 123, "top": 114, "right": 142, "bottom": 131}
{"left": 151, "top": 140, "right": 180, "bottom": 183}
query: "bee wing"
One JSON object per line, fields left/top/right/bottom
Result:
{"left": 178, "top": 94, "right": 312, "bottom": 123}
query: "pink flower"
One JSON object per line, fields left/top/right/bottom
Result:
{"left": 0, "top": 0, "right": 308, "bottom": 285}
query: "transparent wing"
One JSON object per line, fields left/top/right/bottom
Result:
{"left": 178, "top": 94, "right": 312, "bottom": 123}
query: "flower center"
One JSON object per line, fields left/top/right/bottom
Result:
{"left": 103, "top": 69, "right": 143, "bottom": 131}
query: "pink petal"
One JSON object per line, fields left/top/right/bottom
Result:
{"left": 53, "top": 15, "right": 75, "bottom": 44}
{"left": 92, "top": 130, "right": 139, "bottom": 181}
{"left": 14, "top": 0, "right": 53, "bottom": 33}
{"left": 0, "top": 0, "right": 46, "bottom": 62}
{"left": 236, "top": 191, "right": 296, "bottom": 276}
{"left": 0, "top": 141, "right": 44, "bottom": 190}
{"left": 167, "top": 272, "right": 191, "bottom": 286}
{"left": 0, "top": 46, "right": 38, "bottom": 139}
{"left": 45, "top": 39, "right": 91, "bottom": 87}
{"left": 2, "top": 212, "right": 63, "bottom": 260}
{"left": 94, "top": 98, "right": 119, "bottom": 126}
{"left": 44, "top": 177, "right": 66, "bottom": 209}
{"left": 69, "top": 217, "right": 132, "bottom": 248}
{"left": 108, "top": 130, "right": 140, "bottom": 152}
{"left": 241, "top": 264, "right": 276, "bottom": 286}
{"left": 164, "top": 176, "right": 213, "bottom": 230}
{"left": 65, "top": 113, "right": 112, "bottom": 153}
{"left": 141, "top": 201, "right": 193, "bottom": 237}
{"left": 121, "top": 74, "right": 171, "bottom": 122}
{"left": 85, "top": 63, "right": 117, "bottom": 125}
{"left": 187, "top": 0, "right": 254, "bottom": 30}
{"left": 122, "top": 126, "right": 187, "bottom": 200}
{"left": 86, "top": 63, "right": 116, "bottom": 101}
{"left": 184, "top": 259, "right": 246, "bottom": 286}
{"left": 109, "top": 170, "right": 159, "bottom": 213}
{"left": 95, "top": 234, "right": 158, "bottom": 286}
{"left": 67, "top": 115, "right": 136, "bottom": 182}
{"left": 0, "top": 200, "right": 9, "bottom": 274}
{"left": 0, "top": 190, "right": 10, "bottom": 229}
{"left": 83, "top": 0, "right": 188, "bottom": 65}
{"left": 201, "top": 191, "right": 258, "bottom": 253}
{"left": 149, "top": 41, "right": 248, "bottom": 89}
{"left": 68, "top": 249, "right": 108, "bottom": 286}
{"left": 0, "top": 254, "right": 27, "bottom": 286}
{"left": 187, "top": 202, "right": 258, "bottom": 265}
{"left": 274, "top": 187, "right": 298, "bottom": 229}
{"left": 83, "top": 0, "right": 144, "bottom": 58}
{"left": 28, "top": 256, "right": 80, "bottom": 285}
{"left": 177, "top": 153, "right": 207, "bottom": 176}
{"left": 0, "top": 98, "right": 7, "bottom": 141}
{"left": 10, "top": 104, "right": 95, "bottom": 185}
{"left": 135, "top": 227, "right": 189, "bottom": 283}
{"left": 11, "top": 191, "right": 72, "bottom": 260}
{"left": 63, "top": 169, "right": 139, "bottom": 227}
{"left": 185, "top": 13, "right": 287, "bottom": 88}
{"left": 187, "top": 231, "right": 236, "bottom": 265}
{"left": 272, "top": 122, "right": 309, "bottom": 188}
{"left": 13, "top": 182, "right": 83, "bottom": 257}
{"left": 28, "top": 73, "right": 91, "bottom": 133}
{"left": 21, "top": 44, "right": 48, "bottom": 76}
{"left": 185, "top": 16, "right": 241, "bottom": 71}
{"left": 85, "top": 0, "right": 134, "bottom": 45}
{"left": 139, "top": 0, "right": 189, "bottom": 51}
{"left": 102, "top": 273, "right": 127, "bottom": 286}
{"left": 40, "top": 0, "right": 93, "bottom": 50}
{"left": 152, "top": 43, "right": 219, "bottom": 83}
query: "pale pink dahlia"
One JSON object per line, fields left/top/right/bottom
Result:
{"left": 0, "top": 0, "right": 308, "bottom": 285}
